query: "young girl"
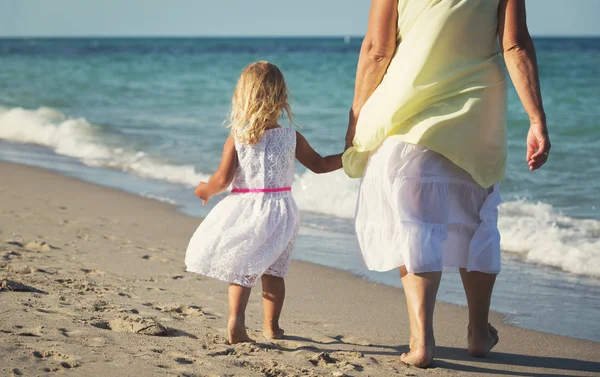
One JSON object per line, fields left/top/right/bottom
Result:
{"left": 185, "top": 61, "right": 342, "bottom": 344}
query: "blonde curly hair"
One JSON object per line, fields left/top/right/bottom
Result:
{"left": 228, "top": 61, "right": 294, "bottom": 144}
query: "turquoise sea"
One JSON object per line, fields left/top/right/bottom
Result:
{"left": 0, "top": 37, "right": 599, "bottom": 342}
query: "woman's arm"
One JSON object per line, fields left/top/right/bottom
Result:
{"left": 296, "top": 132, "right": 342, "bottom": 174}
{"left": 346, "top": 0, "right": 399, "bottom": 149}
{"left": 194, "top": 135, "right": 238, "bottom": 204}
{"left": 499, "top": 0, "right": 550, "bottom": 171}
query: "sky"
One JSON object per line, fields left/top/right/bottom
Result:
{"left": 1, "top": 0, "right": 599, "bottom": 37}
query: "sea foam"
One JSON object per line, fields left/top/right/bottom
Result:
{"left": 0, "top": 106, "right": 209, "bottom": 186}
{"left": 498, "top": 200, "right": 600, "bottom": 277}
{"left": 1, "top": 106, "right": 598, "bottom": 277}
{"left": 291, "top": 169, "right": 600, "bottom": 277}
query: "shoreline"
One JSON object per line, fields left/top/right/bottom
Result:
{"left": 4, "top": 151, "right": 600, "bottom": 342}
{"left": 1, "top": 161, "right": 599, "bottom": 376}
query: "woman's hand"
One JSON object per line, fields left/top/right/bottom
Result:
{"left": 344, "top": 110, "right": 358, "bottom": 151}
{"left": 194, "top": 182, "right": 211, "bottom": 205}
{"left": 499, "top": 0, "right": 550, "bottom": 172}
{"left": 526, "top": 122, "right": 550, "bottom": 171}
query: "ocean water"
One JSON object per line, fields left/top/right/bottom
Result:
{"left": 0, "top": 38, "right": 599, "bottom": 342}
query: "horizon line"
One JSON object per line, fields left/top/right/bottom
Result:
{"left": 1, "top": 34, "right": 599, "bottom": 39}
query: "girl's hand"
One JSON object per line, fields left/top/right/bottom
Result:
{"left": 194, "top": 182, "right": 211, "bottom": 205}
{"left": 526, "top": 122, "right": 551, "bottom": 171}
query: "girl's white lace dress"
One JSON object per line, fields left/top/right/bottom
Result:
{"left": 185, "top": 128, "right": 300, "bottom": 287}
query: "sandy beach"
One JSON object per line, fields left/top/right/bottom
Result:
{"left": 1, "top": 161, "right": 599, "bottom": 377}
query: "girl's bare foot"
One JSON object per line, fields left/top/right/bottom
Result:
{"left": 227, "top": 317, "right": 254, "bottom": 344}
{"left": 468, "top": 323, "right": 499, "bottom": 357}
{"left": 263, "top": 325, "right": 284, "bottom": 340}
{"left": 400, "top": 334, "right": 435, "bottom": 368}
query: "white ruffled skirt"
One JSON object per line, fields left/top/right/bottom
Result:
{"left": 185, "top": 192, "right": 300, "bottom": 287}
{"left": 356, "top": 138, "right": 501, "bottom": 274}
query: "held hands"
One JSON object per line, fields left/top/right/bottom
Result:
{"left": 194, "top": 182, "right": 211, "bottom": 205}
{"left": 526, "top": 122, "right": 551, "bottom": 171}
{"left": 345, "top": 109, "right": 358, "bottom": 151}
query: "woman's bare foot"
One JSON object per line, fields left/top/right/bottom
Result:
{"left": 400, "top": 334, "right": 435, "bottom": 368}
{"left": 263, "top": 325, "right": 284, "bottom": 340}
{"left": 228, "top": 317, "right": 254, "bottom": 344}
{"left": 468, "top": 323, "right": 499, "bottom": 357}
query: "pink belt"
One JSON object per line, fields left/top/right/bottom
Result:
{"left": 231, "top": 187, "right": 291, "bottom": 193}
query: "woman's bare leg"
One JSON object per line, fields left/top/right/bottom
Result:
{"left": 399, "top": 266, "right": 442, "bottom": 368}
{"left": 228, "top": 283, "right": 253, "bottom": 344}
{"left": 261, "top": 274, "right": 285, "bottom": 339}
{"left": 459, "top": 268, "right": 499, "bottom": 357}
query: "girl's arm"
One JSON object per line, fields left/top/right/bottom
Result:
{"left": 296, "top": 132, "right": 342, "bottom": 174}
{"left": 346, "top": 0, "right": 399, "bottom": 149}
{"left": 499, "top": 0, "right": 550, "bottom": 171}
{"left": 194, "top": 135, "right": 238, "bottom": 204}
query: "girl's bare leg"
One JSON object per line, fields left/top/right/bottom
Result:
{"left": 261, "top": 274, "right": 285, "bottom": 339}
{"left": 228, "top": 283, "right": 254, "bottom": 344}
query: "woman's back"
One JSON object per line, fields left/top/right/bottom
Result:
{"left": 397, "top": 0, "right": 501, "bottom": 61}
{"left": 344, "top": 0, "right": 507, "bottom": 188}
{"left": 233, "top": 128, "right": 296, "bottom": 190}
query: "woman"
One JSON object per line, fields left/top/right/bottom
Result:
{"left": 343, "top": 0, "right": 550, "bottom": 368}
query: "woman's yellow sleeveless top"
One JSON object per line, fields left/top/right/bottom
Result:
{"left": 342, "top": 0, "right": 507, "bottom": 188}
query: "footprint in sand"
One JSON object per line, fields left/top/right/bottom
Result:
{"left": 32, "top": 350, "right": 66, "bottom": 360}
{"left": 87, "top": 336, "right": 110, "bottom": 348}
{"left": 246, "top": 360, "right": 317, "bottom": 377}
{"left": 2, "top": 250, "right": 22, "bottom": 261}
{"left": 141, "top": 255, "right": 169, "bottom": 263}
{"left": 16, "top": 331, "right": 41, "bottom": 337}
{"left": 309, "top": 352, "right": 337, "bottom": 367}
{"left": 331, "top": 351, "right": 366, "bottom": 372}
{"left": 151, "top": 303, "right": 208, "bottom": 318}
{"left": 206, "top": 346, "right": 235, "bottom": 357}
{"left": 174, "top": 357, "right": 195, "bottom": 365}
{"left": 75, "top": 228, "right": 91, "bottom": 241}
{"left": 32, "top": 350, "right": 80, "bottom": 370}
{"left": 36, "top": 308, "right": 57, "bottom": 314}
{"left": 55, "top": 278, "right": 103, "bottom": 294}
{"left": 332, "top": 334, "right": 373, "bottom": 346}
{"left": 90, "top": 300, "right": 116, "bottom": 313}
{"left": 24, "top": 241, "right": 59, "bottom": 252}
{"left": 91, "top": 315, "right": 168, "bottom": 336}
{"left": 16, "top": 266, "right": 52, "bottom": 275}
{"left": 308, "top": 351, "right": 365, "bottom": 373}
{"left": 166, "top": 351, "right": 199, "bottom": 365}
{"left": 264, "top": 338, "right": 313, "bottom": 353}
{"left": 1, "top": 279, "right": 47, "bottom": 294}
{"left": 7, "top": 240, "right": 59, "bottom": 252}
{"left": 80, "top": 268, "right": 105, "bottom": 276}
